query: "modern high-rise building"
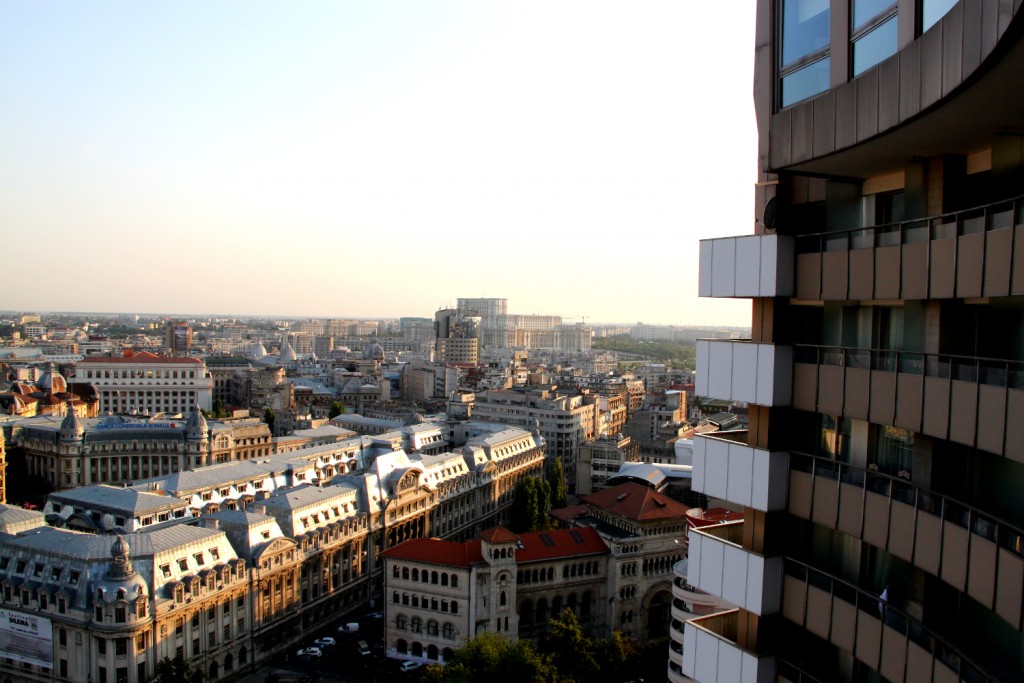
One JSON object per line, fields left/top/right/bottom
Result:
{"left": 684, "top": 2, "right": 1024, "bottom": 682}
{"left": 164, "top": 320, "right": 192, "bottom": 357}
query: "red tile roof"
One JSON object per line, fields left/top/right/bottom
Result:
{"left": 550, "top": 503, "right": 589, "bottom": 525}
{"left": 381, "top": 538, "right": 484, "bottom": 568}
{"left": 380, "top": 527, "right": 609, "bottom": 567}
{"left": 583, "top": 482, "right": 689, "bottom": 521}
{"left": 514, "top": 526, "right": 609, "bottom": 563}
{"left": 80, "top": 352, "right": 201, "bottom": 365}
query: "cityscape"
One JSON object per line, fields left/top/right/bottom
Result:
{"left": 4, "top": 1, "right": 1024, "bottom": 683}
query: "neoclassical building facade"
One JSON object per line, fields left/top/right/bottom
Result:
{"left": 0, "top": 420, "right": 546, "bottom": 683}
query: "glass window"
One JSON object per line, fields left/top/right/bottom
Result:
{"left": 922, "top": 0, "right": 958, "bottom": 33}
{"left": 781, "top": 57, "right": 831, "bottom": 107}
{"left": 853, "top": 14, "right": 898, "bottom": 76}
{"left": 853, "top": 0, "right": 896, "bottom": 30}
{"left": 781, "top": 0, "right": 830, "bottom": 67}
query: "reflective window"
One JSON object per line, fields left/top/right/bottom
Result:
{"left": 852, "top": 14, "right": 898, "bottom": 76}
{"left": 922, "top": 0, "right": 958, "bottom": 32}
{"left": 780, "top": 0, "right": 830, "bottom": 106}
{"left": 781, "top": 0, "right": 830, "bottom": 67}
{"left": 853, "top": 0, "right": 896, "bottom": 31}
{"left": 781, "top": 57, "right": 831, "bottom": 107}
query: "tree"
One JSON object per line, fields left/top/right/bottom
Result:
{"left": 510, "top": 477, "right": 540, "bottom": 533}
{"left": 155, "top": 655, "right": 205, "bottom": 683}
{"left": 328, "top": 401, "right": 346, "bottom": 419}
{"left": 547, "top": 458, "right": 568, "bottom": 509}
{"left": 211, "top": 398, "right": 226, "bottom": 418}
{"left": 263, "top": 407, "right": 276, "bottom": 433}
{"left": 540, "top": 608, "right": 598, "bottom": 682}
{"left": 420, "top": 632, "right": 552, "bottom": 683}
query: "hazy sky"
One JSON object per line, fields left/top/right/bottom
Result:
{"left": 1, "top": 2, "right": 755, "bottom": 327}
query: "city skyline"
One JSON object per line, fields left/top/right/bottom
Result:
{"left": 1, "top": 2, "right": 755, "bottom": 327}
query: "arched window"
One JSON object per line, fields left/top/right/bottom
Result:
{"left": 442, "top": 623, "right": 454, "bottom": 639}
{"left": 393, "top": 591, "right": 399, "bottom": 604}
{"left": 441, "top": 573, "right": 448, "bottom": 587}
{"left": 412, "top": 568, "right": 419, "bottom": 581}
{"left": 450, "top": 601, "right": 458, "bottom": 615}
{"left": 427, "top": 620, "right": 438, "bottom": 636}
{"left": 411, "top": 616, "right": 422, "bottom": 633}
{"left": 431, "top": 571, "right": 438, "bottom": 584}
{"left": 396, "top": 614, "right": 407, "bottom": 630}
{"left": 451, "top": 575, "right": 458, "bottom": 588}
{"left": 392, "top": 566, "right": 400, "bottom": 578}
{"left": 499, "top": 591, "right": 507, "bottom": 607}
{"left": 402, "top": 567, "right": 409, "bottom": 580}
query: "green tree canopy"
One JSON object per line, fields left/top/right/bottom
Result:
{"left": 155, "top": 655, "right": 205, "bottom": 683}
{"left": 263, "top": 407, "right": 275, "bottom": 433}
{"left": 420, "top": 632, "right": 552, "bottom": 683}
{"left": 547, "top": 458, "right": 568, "bottom": 509}
{"left": 328, "top": 401, "right": 346, "bottom": 419}
{"left": 510, "top": 477, "right": 541, "bottom": 533}
{"left": 540, "top": 608, "right": 598, "bottom": 682}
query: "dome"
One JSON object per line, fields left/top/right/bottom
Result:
{"left": 60, "top": 402, "right": 85, "bottom": 441}
{"left": 363, "top": 341, "right": 385, "bottom": 361}
{"left": 37, "top": 367, "right": 68, "bottom": 393}
{"left": 249, "top": 341, "right": 268, "bottom": 360}
{"left": 404, "top": 412, "right": 426, "bottom": 426}
{"left": 279, "top": 341, "right": 297, "bottom": 363}
{"left": 185, "top": 405, "right": 209, "bottom": 440}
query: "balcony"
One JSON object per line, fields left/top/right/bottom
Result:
{"left": 698, "top": 234, "right": 794, "bottom": 298}
{"left": 793, "top": 196, "right": 1024, "bottom": 302}
{"left": 682, "top": 610, "right": 776, "bottom": 683}
{"left": 696, "top": 340, "right": 793, "bottom": 407}
{"left": 782, "top": 559, "right": 998, "bottom": 683}
{"left": 693, "top": 432, "right": 789, "bottom": 512}
{"left": 688, "top": 522, "right": 783, "bottom": 617}
{"left": 788, "top": 452, "right": 1024, "bottom": 632}
{"left": 792, "top": 345, "right": 1024, "bottom": 458}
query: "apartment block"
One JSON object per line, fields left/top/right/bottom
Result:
{"left": 684, "top": 2, "right": 1024, "bottom": 682}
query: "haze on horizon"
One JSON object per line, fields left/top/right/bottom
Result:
{"left": 1, "top": 2, "right": 756, "bottom": 328}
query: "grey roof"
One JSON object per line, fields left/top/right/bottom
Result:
{"left": 0, "top": 505, "right": 46, "bottom": 532}
{"left": 6, "top": 523, "right": 223, "bottom": 559}
{"left": 261, "top": 483, "right": 360, "bottom": 512}
{"left": 608, "top": 463, "right": 668, "bottom": 488}
{"left": 132, "top": 456, "right": 315, "bottom": 495}
{"left": 51, "top": 486, "right": 185, "bottom": 515}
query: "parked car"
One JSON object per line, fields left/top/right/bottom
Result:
{"left": 296, "top": 647, "right": 322, "bottom": 658}
{"left": 313, "top": 637, "right": 336, "bottom": 648}
{"left": 400, "top": 660, "right": 422, "bottom": 672}
{"left": 337, "top": 622, "right": 360, "bottom": 634}
{"left": 366, "top": 611, "right": 384, "bottom": 620}
{"left": 356, "top": 640, "right": 371, "bottom": 656}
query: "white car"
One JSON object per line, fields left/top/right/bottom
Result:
{"left": 296, "top": 647, "right": 322, "bottom": 658}
{"left": 400, "top": 660, "right": 422, "bottom": 672}
{"left": 313, "top": 637, "right": 336, "bottom": 648}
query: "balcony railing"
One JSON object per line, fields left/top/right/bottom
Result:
{"left": 682, "top": 609, "right": 776, "bottom": 683}
{"left": 792, "top": 344, "right": 1024, "bottom": 457}
{"left": 789, "top": 451, "right": 1024, "bottom": 632}
{"left": 782, "top": 558, "right": 1000, "bottom": 683}
{"left": 698, "top": 234, "right": 794, "bottom": 298}
{"left": 693, "top": 432, "right": 789, "bottom": 512}
{"left": 696, "top": 339, "right": 793, "bottom": 407}
{"left": 793, "top": 194, "right": 1024, "bottom": 301}
{"left": 688, "top": 522, "right": 783, "bottom": 617}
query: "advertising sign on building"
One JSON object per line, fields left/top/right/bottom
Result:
{"left": 0, "top": 609, "right": 52, "bottom": 667}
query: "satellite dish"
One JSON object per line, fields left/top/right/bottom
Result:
{"left": 762, "top": 196, "right": 778, "bottom": 232}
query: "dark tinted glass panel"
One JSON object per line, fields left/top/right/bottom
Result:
{"left": 781, "top": 57, "right": 830, "bottom": 106}
{"left": 923, "top": 0, "right": 958, "bottom": 32}
{"left": 853, "top": 15, "right": 898, "bottom": 75}
{"left": 782, "top": 0, "right": 831, "bottom": 67}
{"left": 853, "top": 0, "right": 897, "bottom": 31}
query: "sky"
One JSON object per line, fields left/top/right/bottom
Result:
{"left": 1, "top": 2, "right": 756, "bottom": 328}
